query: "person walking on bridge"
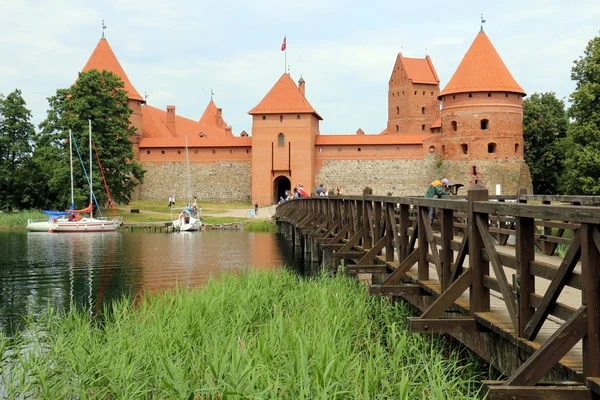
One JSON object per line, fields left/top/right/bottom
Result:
{"left": 425, "top": 178, "right": 452, "bottom": 225}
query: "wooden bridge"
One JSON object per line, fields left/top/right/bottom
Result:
{"left": 275, "top": 185, "right": 600, "bottom": 399}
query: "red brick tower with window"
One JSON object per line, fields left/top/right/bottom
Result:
{"left": 248, "top": 74, "right": 322, "bottom": 205}
{"left": 438, "top": 30, "right": 526, "bottom": 165}
{"left": 387, "top": 55, "right": 440, "bottom": 134}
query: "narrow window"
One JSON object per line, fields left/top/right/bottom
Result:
{"left": 472, "top": 165, "right": 477, "bottom": 176}
{"left": 461, "top": 144, "right": 468, "bottom": 154}
{"left": 422, "top": 91, "right": 425, "bottom": 95}
{"left": 451, "top": 121, "right": 457, "bottom": 131}
{"left": 278, "top": 133, "right": 285, "bottom": 147}
{"left": 194, "top": 150, "right": 198, "bottom": 154}
{"left": 396, "top": 125, "right": 399, "bottom": 132}
{"left": 414, "top": 91, "right": 417, "bottom": 95}
{"left": 441, "top": 145, "right": 445, "bottom": 155}
{"left": 392, "top": 93, "right": 395, "bottom": 97}
{"left": 468, "top": 93, "right": 472, "bottom": 98}
{"left": 505, "top": 93, "right": 509, "bottom": 97}
{"left": 452, "top": 95, "right": 456, "bottom": 99}
{"left": 230, "top": 149, "right": 234, "bottom": 154}
{"left": 396, "top": 106, "right": 400, "bottom": 115}
{"left": 487, "top": 93, "right": 492, "bottom": 97}
{"left": 481, "top": 119, "right": 489, "bottom": 130}
{"left": 488, "top": 143, "right": 497, "bottom": 153}
{"left": 178, "top": 150, "right": 181, "bottom": 154}
{"left": 515, "top": 143, "right": 519, "bottom": 153}
{"left": 358, "top": 147, "right": 361, "bottom": 152}
{"left": 297, "top": 115, "right": 301, "bottom": 119}
{"left": 161, "top": 150, "right": 164, "bottom": 154}
{"left": 246, "top": 149, "right": 250, "bottom": 154}
{"left": 212, "top": 149, "right": 216, "bottom": 154}
{"left": 147, "top": 150, "right": 150, "bottom": 155}
{"left": 280, "top": 115, "right": 283, "bottom": 122}
{"left": 396, "top": 146, "right": 400, "bottom": 152}
{"left": 431, "top": 92, "right": 434, "bottom": 96}
{"left": 421, "top": 107, "right": 425, "bottom": 114}
{"left": 262, "top": 115, "right": 266, "bottom": 120}
{"left": 421, "top": 124, "right": 425, "bottom": 131}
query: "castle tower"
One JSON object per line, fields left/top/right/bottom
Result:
{"left": 82, "top": 37, "right": 145, "bottom": 158}
{"left": 387, "top": 54, "right": 440, "bottom": 134}
{"left": 248, "top": 73, "right": 322, "bottom": 205}
{"left": 438, "top": 30, "right": 528, "bottom": 188}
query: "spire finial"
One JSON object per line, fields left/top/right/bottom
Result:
{"left": 102, "top": 20, "right": 107, "bottom": 38}
{"left": 210, "top": 89, "right": 214, "bottom": 100}
{"left": 480, "top": 13, "right": 486, "bottom": 32}
{"left": 425, "top": 47, "right": 428, "bottom": 56}
{"left": 144, "top": 92, "right": 149, "bottom": 102}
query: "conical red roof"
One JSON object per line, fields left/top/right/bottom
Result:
{"left": 248, "top": 73, "right": 322, "bottom": 120}
{"left": 82, "top": 38, "right": 144, "bottom": 102}
{"left": 199, "top": 99, "right": 227, "bottom": 128}
{"left": 439, "top": 31, "right": 525, "bottom": 98}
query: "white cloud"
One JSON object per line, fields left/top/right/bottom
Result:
{"left": 1, "top": 0, "right": 599, "bottom": 135}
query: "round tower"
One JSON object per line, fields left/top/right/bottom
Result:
{"left": 438, "top": 31, "right": 526, "bottom": 163}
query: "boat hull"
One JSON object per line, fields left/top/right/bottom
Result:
{"left": 172, "top": 217, "right": 202, "bottom": 232}
{"left": 26, "top": 220, "right": 54, "bottom": 232}
{"left": 50, "top": 219, "right": 121, "bottom": 233}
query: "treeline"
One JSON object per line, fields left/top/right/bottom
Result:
{"left": 0, "top": 70, "right": 145, "bottom": 212}
{"left": 523, "top": 34, "right": 600, "bottom": 195}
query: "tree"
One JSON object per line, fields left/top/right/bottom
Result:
{"left": 561, "top": 34, "right": 600, "bottom": 194}
{"left": 522, "top": 92, "right": 568, "bottom": 195}
{"left": 37, "top": 69, "right": 145, "bottom": 209}
{"left": 0, "top": 89, "right": 37, "bottom": 211}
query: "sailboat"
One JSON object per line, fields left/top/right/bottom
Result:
{"left": 172, "top": 136, "right": 202, "bottom": 232}
{"left": 26, "top": 130, "right": 77, "bottom": 231}
{"left": 49, "top": 120, "right": 122, "bottom": 233}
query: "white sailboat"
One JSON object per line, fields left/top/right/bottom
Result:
{"left": 26, "top": 130, "right": 76, "bottom": 231}
{"left": 50, "top": 120, "right": 122, "bottom": 233}
{"left": 172, "top": 136, "right": 202, "bottom": 232}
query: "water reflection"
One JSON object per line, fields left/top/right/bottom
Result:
{"left": 0, "top": 230, "right": 296, "bottom": 335}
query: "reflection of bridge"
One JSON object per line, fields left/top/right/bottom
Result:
{"left": 275, "top": 186, "right": 600, "bottom": 399}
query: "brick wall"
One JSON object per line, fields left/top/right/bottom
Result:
{"left": 140, "top": 161, "right": 252, "bottom": 202}
{"left": 441, "top": 159, "right": 532, "bottom": 195}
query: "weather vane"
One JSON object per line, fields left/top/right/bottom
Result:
{"left": 102, "top": 20, "right": 107, "bottom": 38}
{"left": 144, "top": 92, "right": 149, "bottom": 102}
{"left": 480, "top": 13, "right": 486, "bottom": 32}
{"left": 210, "top": 89, "right": 214, "bottom": 100}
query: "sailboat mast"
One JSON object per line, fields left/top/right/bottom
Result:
{"left": 89, "top": 119, "right": 93, "bottom": 219}
{"left": 185, "top": 135, "right": 191, "bottom": 205}
{"left": 69, "top": 130, "right": 74, "bottom": 210}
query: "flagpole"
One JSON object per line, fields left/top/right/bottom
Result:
{"left": 284, "top": 35, "right": 287, "bottom": 73}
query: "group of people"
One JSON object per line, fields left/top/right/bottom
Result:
{"left": 277, "top": 184, "right": 345, "bottom": 205}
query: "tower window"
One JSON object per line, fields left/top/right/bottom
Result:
{"left": 422, "top": 91, "right": 425, "bottom": 95}
{"left": 488, "top": 93, "right": 492, "bottom": 97}
{"left": 161, "top": 150, "right": 164, "bottom": 154}
{"left": 472, "top": 165, "right": 477, "bottom": 175}
{"left": 297, "top": 115, "right": 301, "bottom": 119}
{"left": 421, "top": 124, "right": 425, "bottom": 131}
{"left": 262, "top": 116, "right": 266, "bottom": 120}
{"left": 469, "top": 93, "right": 472, "bottom": 98}
{"left": 414, "top": 91, "right": 417, "bottom": 95}
{"left": 230, "top": 149, "right": 234, "bottom": 154}
{"left": 212, "top": 149, "right": 216, "bottom": 154}
{"left": 147, "top": 150, "right": 150, "bottom": 155}
{"left": 421, "top": 107, "right": 425, "bottom": 114}
{"left": 396, "top": 106, "right": 400, "bottom": 115}
{"left": 481, "top": 119, "right": 489, "bottom": 130}
{"left": 451, "top": 121, "right": 457, "bottom": 131}
{"left": 461, "top": 144, "right": 468, "bottom": 154}
{"left": 506, "top": 93, "right": 509, "bottom": 97}
{"left": 246, "top": 149, "right": 250, "bottom": 154}
{"left": 392, "top": 93, "right": 395, "bottom": 97}
{"left": 277, "top": 133, "right": 285, "bottom": 147}
{"left": 488, "top": 143, "right": 497, "bottom": 153}
{"left": 453, "top": 95, "right": 456, "bottom": 99}
{"left": 431, "top": 92, "right": 434, "bottom": 96}
{"left": 194, "top": 150, "right": 198, "bottom": 154}
{"left": 280, "top": 115, "right": 283, "bottom": 122}
{"left": 358, "top": 147, "right": 361, "bottom": 152}
{"left": 178, "top": 150, "right": 181, "bottom": 154}
{"left": 396, "top": 125, "right": 399, "bottom": 132}
{"left": 515, "top": 143, "right": 519, "bottom": 153}
{"left": 441, "top": 145, "right": 445, "bottom": 155}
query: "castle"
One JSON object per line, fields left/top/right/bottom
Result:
{"left": 81, "top": 28, "right": 532, "bottom": 205}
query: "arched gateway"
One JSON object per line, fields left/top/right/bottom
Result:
{"left": 274, "top": 176, "right": 291, "bottom": 203}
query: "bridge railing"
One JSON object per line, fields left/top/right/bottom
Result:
{"left": 275, "top": 186, "right": 600, "bottom": 391}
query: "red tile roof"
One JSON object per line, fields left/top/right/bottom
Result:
{"left": 199, "top": 100, "right": 228, "bottom": 128}
{"left": 82, "top": 38, "right": 144, "bottom": 102}
{"left": 400, "top": 55, "right": 439, "bottom": 85}
{"left": 315, "top": 134, "right": 431, "bottom": 145}
{"left": 439, "top": 31, "right": 525, "bottom": 98}
{"left": 248, "top": 73, "right": 322, "bottom": 120}
{"left": 142, "top": 105, "right": 230, "bottom": 139}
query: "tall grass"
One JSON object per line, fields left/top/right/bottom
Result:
{"left": 0, "top": 210, "right": 44, "bottom": 229}
{"left": 0, "top": 270, "right": 484, "bottom": 399}
{"left": 245, "top": 220, "right": 278, "bottom": 232}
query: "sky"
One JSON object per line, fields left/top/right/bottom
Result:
{"left": 1, "top": 0, "right": 599, "bottom": 136}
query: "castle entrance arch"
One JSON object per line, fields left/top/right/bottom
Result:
{"left": 273, "top": 176, "right": 291, "bottom": 203}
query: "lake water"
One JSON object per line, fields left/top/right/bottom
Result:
{"left": 0, "top": 230, "right": 304, "bottom": 335}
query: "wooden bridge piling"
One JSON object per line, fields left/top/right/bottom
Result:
{"left": 275, "top": 188, "right": 600, "bottom": 399}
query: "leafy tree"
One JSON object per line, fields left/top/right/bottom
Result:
{"left": 561, "top": 34, "right": 600, "bottom": 194}
{"left": 522, "top": 92, "right": 568, "bottom": 195}
{"left": 0, "top": 89, "right": 37, "bottom": 211}
{"left": 37, "top": 69, "right": 144, "bottom": 209}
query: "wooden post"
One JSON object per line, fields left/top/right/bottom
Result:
{"left": 418, "top": 205, "right": 429, "bottom": 281}
{"left": 362, "top": 187, "right": 372, "bottom": 249}
{"left": 399, "top": 204, "right": 409, "bottom": 262}
{"left": 581, "top": 223, "right": 600, "bottom": 378}
{"left": 385, "top": 203, "right": 394, "bottom": 262}
{"left": 468, "top": 184, "right": 490, "bottom": 313}
{"left": 441, "top": 208, "right": 453, "bottom": 291}
{"left": 516, "top": 215, "right": 535, "bottom": 337}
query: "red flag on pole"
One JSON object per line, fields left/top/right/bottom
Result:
{"left": 281, "top": 36, "right": 286, "bottom": 51}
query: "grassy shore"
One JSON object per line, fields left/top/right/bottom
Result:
{"left": 244, "top": 220, "right": 278, "bottom": 232}
{"left": 0, "top": 210, "right": 44, "bottom": 229}
{"left": 1, "top": 270, "right": 486, "bottom": 399}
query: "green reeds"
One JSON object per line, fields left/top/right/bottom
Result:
{"left": 1, "top": 270, "right": 484, "bottom": 399}
{"left": 0, "top": 210, "right": 44, "bottom": 229}
{"left": 244, "top": 220, "right": 278, "bottom": 232}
